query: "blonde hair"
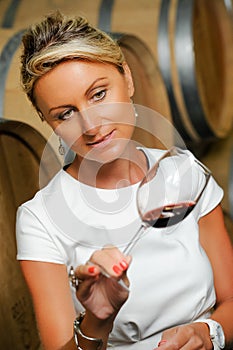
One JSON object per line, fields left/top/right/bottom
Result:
{"left": 20, "top": 11, "right": 125, "bottom": 110}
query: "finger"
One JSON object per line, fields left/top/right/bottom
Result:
{"left": 153, "top": 328, "right": 178, "bottom": 349}
{"left": 75, "top": 263, "right": 101, "bottom": 280}
{"left": 68, "top": 263, "right": 101, "bottom": 289}
{"left": 75, "top": 272, "right": 101, "bottom": 301}
{"left": 72, "top": 264, "right": 103, "bottom": 299}
{"left": 162, "top": 327, "right": 178, "bottom": 340}
{"left": 86, "top": 258, "right": 131, "bottom": 292}
{"left": 157, "top": 340, "right": 168, "bottom": 347}
{"left": 89, "top": 247, "right": 131, "bottom": 278}
{"left": 154, "top": 337, "right": 168, "bottom": 349}
{"left": 157, "top": 326, "right": 190, "bottom": 349}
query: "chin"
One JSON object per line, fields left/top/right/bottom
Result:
{"left": 83, "top": 141, "right": 130, "bottom": 164}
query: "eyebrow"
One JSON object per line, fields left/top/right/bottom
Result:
{"left": 49, "top": 104, "right": 74, "bottom": 114}
{"left": 85, "top": 77, "right": 107, "bottom": 96}
{"left": 48, "top": 77, "right": 108, "bottom": 114}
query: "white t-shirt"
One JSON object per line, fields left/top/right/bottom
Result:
{"left": 16, "top": 148, "right": 223, "bottom": 349}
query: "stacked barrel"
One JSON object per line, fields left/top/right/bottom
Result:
{"left": 0, "top": 1, "right": 233, "bottom": 349}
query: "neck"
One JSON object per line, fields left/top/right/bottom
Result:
{"left": 67, "top": 146, "right": 148, "bottom": 189}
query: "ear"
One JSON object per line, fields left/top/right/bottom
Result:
{"left": 122, "top": 62, "right": 135, "bottom": 98}
{"left": 37, "top": 109, "right": 45, "bottom": 122}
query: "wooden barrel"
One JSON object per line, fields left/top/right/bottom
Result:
{"left": 0, "top": 28, "right": 53, "bottom": 143}
{"left": 0, "top": 0, "right": 160, "bottom": 53}
{"left": 116, "top": 34, "right": 173, "bottom": 149}
{"left": 157, "top": 0, "right": 233, "bottom": 147}
{"left": 0, "top": 119, "right": 60, "bottom": 349}
{"left": 0, "top": 0, "right": 103, "bottom": 29}
{"left": 201, "top": 130, "right": 233, "bottom": 243}
{"left": 224, "top": 0, "right": 233, "bottom": 32}
{"left": 224, "top": 0, "right": 233, "bottom": 13}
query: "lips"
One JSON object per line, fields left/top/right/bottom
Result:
{"left": 86, "top": 130, "right": 115, "bottom": 147}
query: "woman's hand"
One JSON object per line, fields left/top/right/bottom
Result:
{"left": 73, "top": 246, "right": 132, "bottom": 320}
{"left": 155, "top": 322, "right": 213, "bottom": 349}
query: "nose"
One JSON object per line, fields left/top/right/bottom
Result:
{"left": 80, "top": 108, "right": 102, "bottom": 135}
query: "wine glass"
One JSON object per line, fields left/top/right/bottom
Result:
{"left": 69, "top": 147, "right": 211, "bottom": 290}
{"left": 123, "top": 146, "right": 211, "bottom": 255}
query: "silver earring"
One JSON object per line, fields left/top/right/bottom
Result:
{"left": 58, "top": 137, "right": 65, "bottom": 156}
{"left": 134, "top": 105, "right": 138, "bottom": 118}
{"left": 131, "top": 99, "right": 138, "bottom": 118}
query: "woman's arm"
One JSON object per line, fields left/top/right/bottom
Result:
{"left": 20, "top": 247, "right": 131, "bottom": 350}
{"left": 156, "top": 204, "right": 233, "bottom": 349}
{"left": 199, "top": 204, "right": 233, "bottom": 346}
{"left": 20, "top": 261, "right": 77, "bottom": 350}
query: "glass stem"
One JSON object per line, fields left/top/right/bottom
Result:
{"left": 123, "top": 223, "right": 148, "bottom": 255}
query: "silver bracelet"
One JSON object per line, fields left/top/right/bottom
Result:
{"left": 73, "top": 311, "right": 103, "bottom": 350}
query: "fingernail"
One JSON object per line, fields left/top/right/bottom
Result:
{"left": 88, "top": 266, "right": 96, "bottom": 273}
{"left": 119, "top": 260, "right": 128, "bottom": 270}
{"left": 158, "top": 340, "right": 167, "bottom": 347}
{"left": 112, "top": 265, "right": 122, "bottom": 274}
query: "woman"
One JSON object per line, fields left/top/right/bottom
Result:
{"left": 16, "top": 11, "right": 233, "bottom": 350}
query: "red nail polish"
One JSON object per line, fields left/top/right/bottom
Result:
{"left": 113, "top": 265, "right": 122, "bottom": 274}
{"left": 119, "top": 260, "right": 128, "bottom": 270}
{"left": 88, "top": 266, "right": 95, "bottom": 273}
{"left": 158, "top": 340, "right": 167, "bottom": 347}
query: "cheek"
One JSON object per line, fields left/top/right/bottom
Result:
{"left": 64, "top": 135, "right": 88, "bottom": 160}
{"left": 63, "top": 134, "right": 84, "bottom": 152}
{"left": 52, "top": 120, "right": 83, "bottom": 146}
{"left": 99, "top": 102, "right": 136, "bottom": 126}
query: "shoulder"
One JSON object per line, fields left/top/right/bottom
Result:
{"left": 18, "top": 169, "right": 65, "bottom": 214}
{"left": 138, "top": 147, "right": 167, "bottom": 167}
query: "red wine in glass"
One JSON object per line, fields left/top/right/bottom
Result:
{"left": 122, "top": 147, "right": 211, "bottom": 255}
{"left": 141, "top": 201, "right": 196, "bottom": 228}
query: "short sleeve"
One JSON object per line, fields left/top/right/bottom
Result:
{"left": 196, "top": 174, "right": 224, "bottom": 219}
{"left": 16, "top": 205, "right": 65, "bottom": 264}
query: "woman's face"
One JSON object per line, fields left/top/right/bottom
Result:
{"left": 34, "top": 60, "right": 135, "bottom": 163}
